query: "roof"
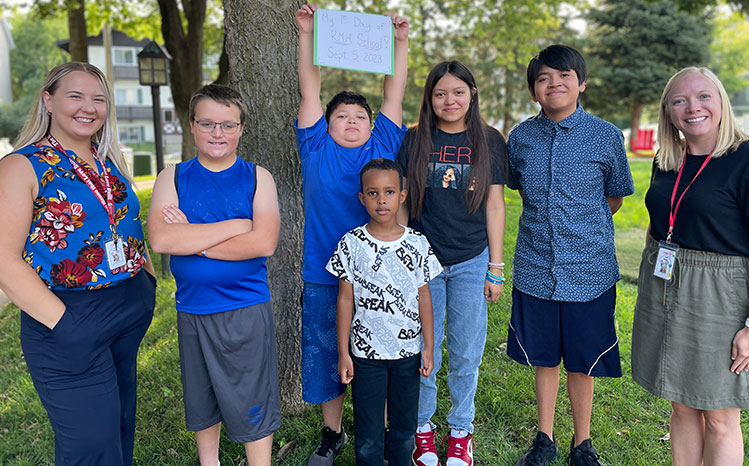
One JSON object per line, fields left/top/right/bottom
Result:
{"left": 56, "top": 29, "right": 152, "bottom": 53}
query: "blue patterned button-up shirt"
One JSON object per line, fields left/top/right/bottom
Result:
{"left": 507, "top": 106, "right": 634, "bottom": 302}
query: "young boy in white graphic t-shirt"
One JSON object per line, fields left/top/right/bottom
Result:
{"left": 326, "top": 158, "right": 442, "bottom": 466}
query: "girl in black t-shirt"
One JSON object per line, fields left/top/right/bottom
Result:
{"left": 396, "top": 61, "right": 507, "bottom": 466}
{"left": 632, "top": 67, "right": 749, "bottom": 465}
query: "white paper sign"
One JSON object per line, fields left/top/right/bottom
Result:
{"left": 314, "top": 9, "right": 394, "bottom": 75}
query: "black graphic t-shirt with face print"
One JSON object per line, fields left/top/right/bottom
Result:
{"left": 397, "top": 127, "right": 507, "bottom": 266}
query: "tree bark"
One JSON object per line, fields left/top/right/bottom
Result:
{"left": 156, "top": 0, "right": 206, "bottom": 162}
{"left": 213, "top": 38, "right": 229, "bottom": 85}
{"left": 66, "top": 0, "right": 88, "bottom": 63}
{"left": 224, "top": 0, "right": 306, "bottom": 414}
{"left": 501, "top": 67, "right": 515, "bottom": 136}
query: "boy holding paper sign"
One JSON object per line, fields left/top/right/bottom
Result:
{"left": 295, "top": 4, "right": 409, "bottom": 466}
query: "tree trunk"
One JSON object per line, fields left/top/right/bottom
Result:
{"left": 213, "top": 38, "right": 229, "bottom": 85}
{"left": 156, "top": 0, "right": 205, "bottom": 162}
{"left": 224, "top": 0, "right": 306, "bottom": 414}
{"left": 630, "top": 101, "right": 643, "bottom": 150}
{"left": 501, "top": 67, "right": 515, "bottom": 136}
{"left": 66, "top": 0, "right": 88, "bottom": 63}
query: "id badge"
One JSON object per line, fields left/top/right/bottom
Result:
{"left": 105, "top": 237, "right": 127, "bottom": 269}
{"left": 653, "top": 241, "right": 679, "bottom": 280}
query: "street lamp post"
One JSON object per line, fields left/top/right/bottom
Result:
{"left": 137, "top": 40, "right": 171, "bottom": 276}
{"left": 137, "top": 40, "right": 170, "bottom": 173}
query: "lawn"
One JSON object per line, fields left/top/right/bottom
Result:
{"left": 1, "top": 159, "right": 747, "bottom": 465}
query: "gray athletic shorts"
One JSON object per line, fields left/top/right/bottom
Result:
{"left": 177, "top": 301, "right": 281, "bottom": 442}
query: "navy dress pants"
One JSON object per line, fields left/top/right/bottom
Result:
{"left": 20, "top": 271, "right": 155, "bottom": 466}
{"left": 351, "top": 353, "right": 421, "bottom": 466}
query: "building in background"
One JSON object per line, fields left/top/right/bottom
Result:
{"left": 730, "top": 80, "right": 749, "bottom": 133}
{"left": 0, "top": 16, "right": 15, "bottom": 104}
{"left": 57, "top": 29, "right": 182, "bottom": 158}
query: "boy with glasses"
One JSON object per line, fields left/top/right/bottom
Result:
{"left": 148, "top": 84, "right": 281, "bottom": 466}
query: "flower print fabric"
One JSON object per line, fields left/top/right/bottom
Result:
{"left": 17, "top": 144, "right": 148, "bottom": 290}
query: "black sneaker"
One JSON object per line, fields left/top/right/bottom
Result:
{"left": 308, "top": 426, "right": 347, "bottom": 466}
{"left": 568, "top": 436, "right": 604, "bottom": 466}
{"left": 515, "top": 431, "right": 558, "bottom": 466}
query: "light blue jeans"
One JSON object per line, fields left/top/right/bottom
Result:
{"left": 418, "top": 248, "right": 488, "bottom": 433}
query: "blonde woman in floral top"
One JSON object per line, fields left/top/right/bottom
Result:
{"left": 0, "top": 62, "right": 156, "bottom": 465}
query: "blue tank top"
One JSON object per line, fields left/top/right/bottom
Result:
{"left": 18, "top": 143, "right": 148, "bottom": 289}
{"left": 169, "top": 157, "right": 270, "bottom": 314}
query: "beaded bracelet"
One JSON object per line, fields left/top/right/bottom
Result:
{"left": 486, "top": 270, "right": 505, "bottom": 284}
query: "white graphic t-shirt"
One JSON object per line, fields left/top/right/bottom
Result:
{"left": 326, "top": 225, "right": 443, "bottom": 360}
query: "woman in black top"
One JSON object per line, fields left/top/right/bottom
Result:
{"left": 632, "top": 67, "right": 749, "bottom": 465}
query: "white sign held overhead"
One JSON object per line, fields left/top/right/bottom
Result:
{"left": 313, "top": 9, "right": 394, "bottom": 75}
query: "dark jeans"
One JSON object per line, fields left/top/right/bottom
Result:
{"left": 351, "top": 353, "right": 421, "bottom": 466}
{"left": 20, "top": 271, "right": 155, "bottom": 465}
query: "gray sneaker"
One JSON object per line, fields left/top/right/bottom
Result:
{"left": 516, "top": 431, "right": 558, "bottom": 466}
{"left": 308, "top": 426, "right": 347, "bottom": 466}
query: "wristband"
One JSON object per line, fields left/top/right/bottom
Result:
{"left": 745, "top": 317, "right": 749, "bottom": 328}
{"left": 488, "top": 261, "right": 505, "bottom": 268}
{"left": 200, "top": 250, "right": 207, "bottom": 257}
{"left": 486, "top": 271, "right": 505, "bottom": 284}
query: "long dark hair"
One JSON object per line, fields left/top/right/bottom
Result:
{"left": 406, "top": 61, "right": 492, "bottom": 220}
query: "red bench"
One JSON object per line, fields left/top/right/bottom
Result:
{"left": 631, "top": 128, "right": 655, "bottom": 156}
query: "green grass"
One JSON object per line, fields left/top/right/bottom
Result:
{"left": 1, "top": 161, "right": 748, "bottom": 465}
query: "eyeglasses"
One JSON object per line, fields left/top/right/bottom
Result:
{"left": 193, "top": 120, "right": 242, "bottom": 134}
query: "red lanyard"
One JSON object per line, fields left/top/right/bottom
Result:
{"left": 667, "top": 146, "right": 714, "bottom": 243}
{"left": 45, "top": 134, "right": 118, "bottom": 237}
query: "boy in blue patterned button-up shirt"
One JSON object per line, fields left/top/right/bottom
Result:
{"left": 507, "top": 45, "right": 634, "bottom": 466}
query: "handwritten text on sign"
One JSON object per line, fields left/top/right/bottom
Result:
{"left": 314, "top": 9, "right": 394, "bottom": 75}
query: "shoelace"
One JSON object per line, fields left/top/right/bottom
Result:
{"left": 524, "top": 439, "right": 555, "bottom": 466}
{"left": 415, "top": 430, "right": 438, "bottom": 454}
{"left": 442, "top": 434, "right": 468, "bottom": 459}
{"left": 572, "top": 448, "right": 600, "bottom": 466}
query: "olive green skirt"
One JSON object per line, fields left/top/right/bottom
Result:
{"left": 631, "top": 236, "right": 749, "bottom": 410}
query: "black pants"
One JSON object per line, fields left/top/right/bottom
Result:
{"left": 351, "top": 353, "right": 421, "bottom": 466}
{"left": 20, "top": 271, "right": 155, "bottom": 465}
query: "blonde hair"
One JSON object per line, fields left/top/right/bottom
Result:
{"left": 13, "top": 62, "right": 133, "bottom": 184}
{"left": 656, "top": 66, "right": 749, "bottom": 172}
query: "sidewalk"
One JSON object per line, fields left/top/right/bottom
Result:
{"left": 134, "top": 177, "right": 157, "bottom": 191}
{"left": 1, "top": 177, "right": 158, "bottom": 309}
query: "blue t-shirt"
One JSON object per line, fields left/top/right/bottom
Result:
{"left": 169, "top": 157, "right": 270, "bottom": 314}
{"left": 295, "top": 113, "right": 407, "bottom": 285}
{"left": 507, "top": 106, "right": 634, "bottom": 302}
{"left": 18, "top": 144, "right": 148, "bottom": 289}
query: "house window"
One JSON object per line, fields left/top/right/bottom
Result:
{"left": 164, "top": 109, "right": 174, "bottom": 122}
{"left": 115, "top": 88, "right": 144, "bottom": 105}
{"left": 113, "top": 48, "right": 136, "bottom": 66}
{"left": 119, "top": 126, "right": 143, "bottom": 142}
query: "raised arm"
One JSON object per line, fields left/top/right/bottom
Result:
{"left": 296, "top": 3, "right": 323, "bottom": 128}
{"left": 147, "top": 165, "right": 252, "bottom": 255}
{"left": 0, "top": 154, "right": 66, "bottom": 329}
{"left": 197, "top": 166, "right": 280, "bottom": 261}
{"left": 379, "top": 14, "right": 409, "bottom": 126}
